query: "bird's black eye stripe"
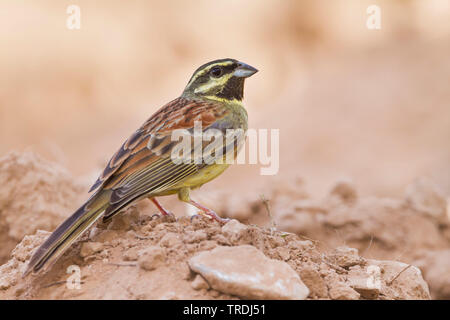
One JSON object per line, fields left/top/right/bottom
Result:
{"left": 210, "top": 66, "right": 223, "bottom": 78}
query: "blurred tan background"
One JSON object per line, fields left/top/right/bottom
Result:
{"left": 0, "top": 0, "right": 449, "bottom": 198}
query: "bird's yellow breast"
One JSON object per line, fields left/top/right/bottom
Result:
{"left": 179, "top": 163, "right": 231, "bottom": 190}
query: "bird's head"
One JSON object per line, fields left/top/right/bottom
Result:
{"left": 183, "top": 58, "right": 258, "bottom": 102}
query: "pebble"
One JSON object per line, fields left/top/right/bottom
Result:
{"left": 80, "top": 242, "right": 104, "bottom": 258}
{"left": 138, "top": 246, "right": 166, "bottom": 271}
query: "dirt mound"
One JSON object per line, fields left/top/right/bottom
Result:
{"left": 0, "top": 152, "right": 84, "bottom": 264}
{"left": 0, "top": 152, "right": 448, "bottom": 299}
{"left": 0, "top": 212, "right": 430, "bottom": 300}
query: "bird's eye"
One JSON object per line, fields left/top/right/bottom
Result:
{"left": 210, "top": 66, "right": 223, "bottom": 78}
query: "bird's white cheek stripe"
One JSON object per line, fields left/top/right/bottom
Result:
{"left": 194, "top": 80, "right": 218, "bottom": 94}
{"left": 194, "top": 75, "right": 231, "bottom": 94}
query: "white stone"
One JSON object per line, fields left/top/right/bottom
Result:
{"left": 188, "top": 245, "right": 309, "bottom": 300}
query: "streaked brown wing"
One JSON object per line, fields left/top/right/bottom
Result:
{"left": 89, "top": 97, "right": 228, "bottom": 193}
{"left": 89, "top": 97, "right": 230, "bottom": 218}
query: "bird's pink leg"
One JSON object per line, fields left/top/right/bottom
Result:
{"left": 188, "top": 199, "right": 230, "bottom": 224}
{"left": 150, "top": 198, "right": 172, "bottom": 216}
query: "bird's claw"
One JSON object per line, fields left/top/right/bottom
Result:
{"left": 190, "top": 212, "right": 230, "bottom": 225}
{"left": 151, "top": 211, "right": 175, "bottom": 221}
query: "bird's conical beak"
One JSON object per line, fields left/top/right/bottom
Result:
{"left": 234, "top": 62, "right": 258, "bottom": 78}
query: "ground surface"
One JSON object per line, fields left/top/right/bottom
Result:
{"left": 0, "top": 152, "right": 448, "bottom": 300}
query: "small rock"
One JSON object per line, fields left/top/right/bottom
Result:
{"left": 184, "top": 230, "right": 208, "bottom": 243}
{"left": 367, "top": 259, "right": 431, "bottom": 300}
{"left": 191, "top": 274, "right": 210, "bottom": 290}
{"left": 188, "top": 245, "right": 309, "bottom": 300}
{"left": 159, "top": 232, "right": 182, "bottom": 248}
{"left": 347, "top": 266, "right": 381, "bottom": 299}
{"left": 329, "top": 282, "right": 360, "bottom": 300}
{"left": 80, "top": 242, "right": 104, "bottom": 258}
{"left": 0, "top": 260, "right": 20, "bottom": 290}
{"left": 330, "top": 246, "right": 362, "bottom": 268}
{"left": 138, "top": 246, "right": 166, "bottom": 271}
{"left": 299, "top": 266, "right": 328, "bottom": 298}
{"left": 221, "top": 219, "right": 247, "bottom": 241}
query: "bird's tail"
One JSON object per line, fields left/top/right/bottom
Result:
{"left": 24, "top": 190, "right": 111, "bottom": 276}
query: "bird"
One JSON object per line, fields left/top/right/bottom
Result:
{"left": 25, "top": 58, "right": 258, "bottom": 275}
